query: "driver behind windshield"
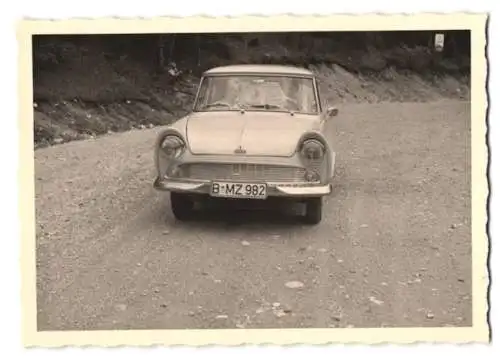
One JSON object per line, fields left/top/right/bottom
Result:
{"left": 235, "top": 78, "right": 301, "bottom": 112}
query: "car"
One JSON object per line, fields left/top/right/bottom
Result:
{"left": 153, "top": 64, "right": 338, "bottom": 224}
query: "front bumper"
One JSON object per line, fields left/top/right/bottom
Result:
{"left": 153, "top": 177, "right": 332, "bottom": 198}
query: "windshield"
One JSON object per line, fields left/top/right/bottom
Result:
{"left": 193, "top": 75, "right": 319, "bottom": 114}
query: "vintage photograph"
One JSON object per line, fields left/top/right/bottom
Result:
{"left": 19, "top": 14, "right": 489, "bottom": 345}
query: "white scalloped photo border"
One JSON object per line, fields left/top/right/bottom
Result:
{"left": 17, "top": 13, "right": 490, "bottom": 347}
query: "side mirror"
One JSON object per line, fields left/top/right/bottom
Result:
{"left": 325, "top": 106, "right": 339, "bottom": 118}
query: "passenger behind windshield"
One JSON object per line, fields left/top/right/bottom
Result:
{"left": 194, "top": 75, "right": 318, "bottom": 114}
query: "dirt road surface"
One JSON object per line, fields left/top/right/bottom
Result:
{"left": 35, "top": 101, "right": 471, "bottom": 330}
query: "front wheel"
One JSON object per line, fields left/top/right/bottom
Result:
{"left": 170, "top": 192, "right": 195, "bottom": 221}
{"left": 304, "top": 197, "right": 323, "bottom": 225}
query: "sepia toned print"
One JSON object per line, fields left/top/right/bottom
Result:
{"left": 19, "top": 14, "right": 489, "bottom": 346}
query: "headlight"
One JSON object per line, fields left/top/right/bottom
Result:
{"left": 160, "top": 135, "right": 185, "bottom": 159}
{"left": 299, "top": 139, "right": 325, "bottom": 161}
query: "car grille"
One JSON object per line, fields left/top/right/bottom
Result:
{"left": 181, "top": 163, "right": 306, "bottom": 182}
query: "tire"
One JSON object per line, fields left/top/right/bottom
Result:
{"left": 170, "top": 192, "right": 195, "bottom": 221}
{"left": 304, "top": 197, "right": 322, "bottom": 225}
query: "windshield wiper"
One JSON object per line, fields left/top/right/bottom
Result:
{"left": 246, "top": 103, "right": 299, "bottom": 115}
{"left": 247, "top": 103, "right": 283, "bottom": 110}
{"left": 205, "top": 102, "right": 231, "bottom": 109}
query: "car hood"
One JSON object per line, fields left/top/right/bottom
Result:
{"left": 186, "top": 111, "right": 320, "bottom": 157}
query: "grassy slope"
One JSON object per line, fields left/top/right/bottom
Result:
{"left": 33, "top": 38, "right": 470, "bottom": 149}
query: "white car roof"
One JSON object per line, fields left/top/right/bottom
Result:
{"left": 204, "top": 64, "right": 314, "bottom": 77}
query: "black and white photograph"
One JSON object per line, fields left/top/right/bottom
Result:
{"left": 19, "top": 14, "right": 489, "bottom": 346}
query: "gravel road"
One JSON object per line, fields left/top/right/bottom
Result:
{"left": 35, "top": 101, "right": 471, "bottom": 330}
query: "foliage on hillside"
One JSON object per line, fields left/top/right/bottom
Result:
{"left": 32, "top": 31, "right": 470, "bottom": 148}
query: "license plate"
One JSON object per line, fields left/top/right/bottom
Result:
{"left": 210, "top": 181, "right": 268, "bottom": 199}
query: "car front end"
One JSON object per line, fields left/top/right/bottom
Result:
{"left": 153, "top": 129, "right": 335, "bottom": 200}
